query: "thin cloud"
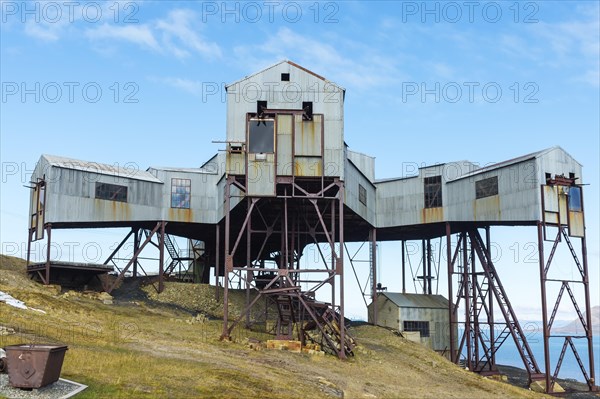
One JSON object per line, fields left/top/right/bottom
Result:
{"left": 85, "top": 24, "right": 161, "bottom": 51}
{"left": 233, "top": 27, "right": 404, "bottom": 91}
{"left": 85, "top": 9, "right": 221, "bottom": 60}
{"left": 155, "top": 9, "right": 222, "bottom": 60}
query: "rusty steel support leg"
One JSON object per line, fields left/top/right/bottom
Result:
{"left": 471, "top": 236, "right": 479, "bottom": 370}
{"left": 338, "top": 181, "right": 346, "bottom": 360}
{"left": 486, "top": 226, "right": 494, "bottom": 371}
{"left": 215, "top": 224, "right": 220, "bottom": 301}
{"left": 581, "top": 232, "right": 596, "bottom": 390}
{"left": 26, "top": 229, "right": 33, "bottom": 267}
{"left": 538, "top": 222, "right": 552, "bottom": 392}
{"left": 158, "top": 221, "right": 165, "bottom": 293}
{"left": 331, "top": 198, "right": 336, "bottom": 310}
{"left": 222, "top": 178, "right": 231, "bottom": 340}
{"left": 446, "top": 223, "right": 455, "bottom": 363}
{"left": 427, "top": 239, "right": 432, "bottom": 295}
{"left": 370, "top": 228, "right": 377, "bottom": 326}
{"left": 133, "top": 228, "right": 139, "bottom": 278}
{"left": 421, "top": 240, "right": 426, "bottom": 294}
{"left": 246, "top": 198, "right": 252, "bottom": 328}
{"left": 463, "top": 232, "right": 472, "bottom": 370}
{"left": 45, "top": 224, "right": 51, "bottom": 285}
{"left": 402, "top": 240, "right": 406, "bottom": 294}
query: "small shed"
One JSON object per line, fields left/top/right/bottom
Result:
{"left": 368, "top": 293, "right": 455, "bottom": 356}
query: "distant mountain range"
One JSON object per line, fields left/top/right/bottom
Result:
{"left": 553, "top": 306, "right": 600, "bottom": 335}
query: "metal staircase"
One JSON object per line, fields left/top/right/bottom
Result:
{"left": 468, "top": 230, "right": 542, "bottom": 378}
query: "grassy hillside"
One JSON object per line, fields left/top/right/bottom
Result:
{"left": 0, "top": 254, "right": 548, "bottom": 398}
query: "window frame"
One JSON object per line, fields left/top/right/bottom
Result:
{"left": 171, "top": 178, "right": 191, "bottom": 209}
{"left": 424, "top": 175, "right": 442, "bottom": 208}
{"left": 358, "top": 184, "right": 367, "bottom": 206}
{"left": 95, "top": 182, "right": 128, "bottom": 203}
{"left": 475, "top": 176, "right": 499, "bottom": 199}
{"left": 247, "top": 118, "right": 275, "bottom": 154}
{"left": 403, "top": 320, "right": 430, "bottom": 338}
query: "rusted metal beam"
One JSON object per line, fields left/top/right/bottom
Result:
{"left": 445, "top": 223, "right": 455, "bottom": 363}
{"left": 107, "top": 221, "right": 162, "bottom": 293}
{"left": 44, "top": 224, "right": 52, "bottom": 285}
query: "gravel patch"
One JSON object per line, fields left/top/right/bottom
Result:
{"left": 0, "top": 374, "right": 87, "bottom": 399}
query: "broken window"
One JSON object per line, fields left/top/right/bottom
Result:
{"left": 171, "top": 178, "right": 191, "bottom": 209}
{"left": 475, "top": 176, "right": 499, "bottom": 199}
{"left": 281, "top": 73, "right": 290, "bottom": 81}
{"left": 359, "top": 184, "right": 367, "bottom": 205}
{"left": 403, "top": 320, "right": 430, "bottom": 337}
{"left": 95, "top": 182, "right": 127, "bottom": 202}
{"left": 248, "top": 119, "right": 275, "bottom": 153}
{"left": 424, "top": 176, "right": 442, "bottom": 208}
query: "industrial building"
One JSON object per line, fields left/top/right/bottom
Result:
{"left": 26, "top": 61, "right": 595, "bottom": 393}
{"left": 368, "top": 292, "right": 454, "bottom": 356}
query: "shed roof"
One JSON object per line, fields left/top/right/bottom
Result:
{"left": 447, "top": 146, "right": 580, "bottom": 182}
{"left": 41, "top": 154, "right": 163, "bottom": 184}
{"left": 380, "top": 293, "right": 449, "bottom": 309}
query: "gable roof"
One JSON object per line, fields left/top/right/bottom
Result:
{"left": 225, "top": 60, "right": 345, "bottom": 92}
{"left": 380, "top": 292, "right": 449, "bottom": 309}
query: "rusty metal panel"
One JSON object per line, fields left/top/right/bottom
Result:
{"left": 226, "top": 152, "right": 245, "bottom": 175}
{"left": 294, "top": 114, "right": 322, "bottom": 157}
{"left": 294, "top": 157, "right": 322, "bottom": 177}
{"left": 473, "top": 195, "right": 501, "bottom": 221}
{"left": 276, "top": 114, "right": 293, "bottom": 176}
{"left": 568, "top": 211, "right": 584, "bottom": 237}
{"left": 247, "top": 153, "right": 276, "bottom": 196}
{"left": 559, "top": 192, "right": 568, "bottom": 225}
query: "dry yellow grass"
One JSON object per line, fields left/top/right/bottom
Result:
{"left": 0, "top": 254, "right": 549, "bottom": 398}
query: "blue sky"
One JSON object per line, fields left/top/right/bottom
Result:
{"left": 1, "top": 1, "right": 598, "bottom": 322}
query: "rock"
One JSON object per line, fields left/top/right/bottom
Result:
{"left": 529, "top": 380, "right": 565, "bottom": 393}
{"left": 97, "top": 292, "right": 113, "bottom": 301}
{"left": 0, "top": 326, "right": 15, "bottom": 336}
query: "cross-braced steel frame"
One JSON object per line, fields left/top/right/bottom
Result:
{"left": 445, "top": 224, "right": 543, "bottom": 382}
{"left": 537, "top": 182, "right": 596, "bottom": 392}
{"left": 219, "top": 175, "right": 355, "bottom": 359}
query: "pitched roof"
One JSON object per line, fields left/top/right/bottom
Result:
{"left": 380, "top": 292, "right": 449, "bottom": 309}
{"left": 225, "top": 60, "right": 345, "bottom": 92}
{"left": 41, "top": 154, "right": 163, "bottom": 184}
{"left": 447, "top": 146, "right": 580, "bottom": 182}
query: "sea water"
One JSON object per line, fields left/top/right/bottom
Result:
{"left": 476, "top": 328, "right": 600, "bottom": 383}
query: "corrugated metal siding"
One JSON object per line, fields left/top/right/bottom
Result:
{"left": 343, "top": 158, "right": 376, "bottom": 225}
{"left": 347, "top": 150, "right": 375, "bottom": 182}
{"left": 225, "top": 61, "right": 344, "bottom": 180}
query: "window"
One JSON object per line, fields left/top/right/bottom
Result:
{"left": 95, "top": 182, "right": 127, "bottom": 202}
{"left": 171, "top": 178, "right": 191, "bottom": 209}
{"left": 256, "top": 100, "right": 267, "bottom": 115}
{"left": 248, "top": 119, "right": 275, "bottom": 153}
{"left": 302, "top": 101, "right": 313, "bottom": 120}
{"left": 424, "top": 176, "right": 442, "bottom": 208}
{"left": 568, "top": 186, "right": 582, "bottom": 212}
{"left": 476, "top": 176, "right": 499, "bottom": 199}
{"left": 281, "top": 73, "right": 290, "bottom": 81}
{"left": 403, "top": 320, "right": 430, "bottom": 337}
{"left": 359, "top": 184, "right": 367, "bottom": 205}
